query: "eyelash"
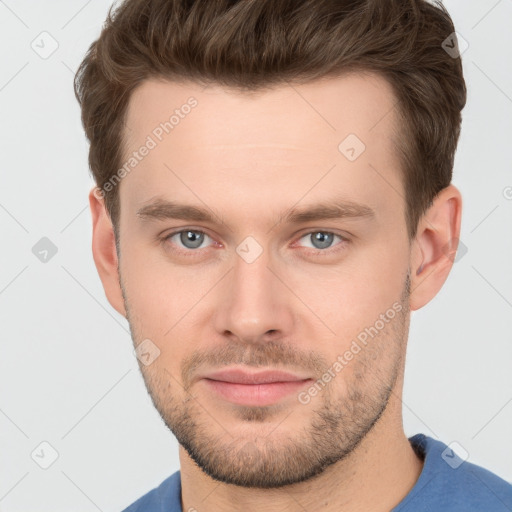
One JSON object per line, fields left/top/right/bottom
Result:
{"left": 160, "top": 229, "right": 349, "bottom": 257}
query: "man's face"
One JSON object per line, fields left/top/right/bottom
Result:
{"left": 116, "top": 73, "right": 413, "bottom": 487}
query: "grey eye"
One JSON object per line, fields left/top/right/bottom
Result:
{"left": 300, "top": 231, "right": 341, "bottom": 250}
{"left": 178, "top": 230, "right": 207, "bottom": 249}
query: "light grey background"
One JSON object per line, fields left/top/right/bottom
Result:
{"left": 0, "top": 1, "right": 511, "bottom": 511}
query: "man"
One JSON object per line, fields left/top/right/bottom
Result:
{"left": 74, "top": 0, "right": 512, "bottom": 510}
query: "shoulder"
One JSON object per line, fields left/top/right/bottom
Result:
{"left": 394, "top": 434, "right": 512, "bottom": 511}
{"left": 121, "top": 470, "right": 182, "bottom": 512}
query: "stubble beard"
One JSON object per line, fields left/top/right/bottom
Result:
{"left": 123, "top": 271, "right": 411, "bottom": 488}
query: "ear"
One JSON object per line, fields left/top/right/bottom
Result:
{"left": 409, "top": 184, "right": 463, "bottom": 311}
{"left": 89, "top": 187, "right": 127, "bottom": 318}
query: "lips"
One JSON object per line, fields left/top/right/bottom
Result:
{"left": 198, "top": 368, "right": 313, "bottom": 406}
{"left": 201, "top": 368, "right": 310, "bottom": 385}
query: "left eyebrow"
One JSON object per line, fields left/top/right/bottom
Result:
{"left": 282, "top": 200, "right": 376, "bottom": 224}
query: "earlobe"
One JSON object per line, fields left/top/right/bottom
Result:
{"left": 89, "top": 187, "right": 127, "bottom": 318}
{"left": 409, "top": 184, "right": 463, "bottom": 311}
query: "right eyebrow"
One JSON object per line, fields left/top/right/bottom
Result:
{"left": 136, "top": 199, "right": 218, "bottom": 223}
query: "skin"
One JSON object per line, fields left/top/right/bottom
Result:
{"left": 89, "top": 72, "right": 462, "bottom": 511}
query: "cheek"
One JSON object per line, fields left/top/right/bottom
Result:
{"left": 121, "top": 243, "right": 196, "bottom": 318}
{"left": 299, "top": 245, "right": 407, "bottom": 344}
{"left": 120, "top": 248, "right": 213, "bottom": 367}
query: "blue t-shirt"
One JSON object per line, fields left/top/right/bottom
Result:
{"left": 122, "top": 433, "right": 512, "bottom": 511}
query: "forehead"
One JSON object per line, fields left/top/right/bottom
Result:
{"left": 124, "top": 71, "right": 398, "bottom": 145}
{"left": 120, "top": 72, "right": 403, "bottom": 226}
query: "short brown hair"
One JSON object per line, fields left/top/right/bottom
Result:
{"left": 74, "top": 0, "right": 466, "bottom": 241}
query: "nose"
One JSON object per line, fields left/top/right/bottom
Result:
{"left": 212, "top": 245, "right": 294, "bottom": 344}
